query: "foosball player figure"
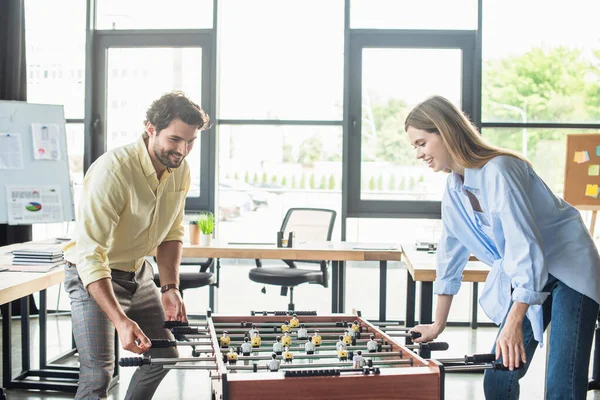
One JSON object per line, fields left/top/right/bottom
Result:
{"left": 226, "top": 347, "right": 238, "bottom": 365}
{"left": 338, "top": 348, "right": 348, "bottom": 361}
{"left": 304, "top": 337, "right": 315, "bottom": 354}
{"left": 281, "top": 331, "right": 292, "bottom": 347}
{"left": 351, "top": 320, "right": 361, "bottom": 334}
{"left": 248, "top": 324, "right": 259, "bottom": 338}
{"left": 289, "top": 313, "right": 299, "bottom": 328}
{"left": 345, "top": 326, "right": 355, "bottom": 338}
{"left": 241, "top": 337, "right": 252, "bottom": 356}
{"left": 251, "top": 331, "right": 261, "bottom": 348}
{"left": 267, "top": 353, "right": 280, "bottom": 372}
{"left": 343, "top": 330, "right": 352, "bottom": 346}
{"left": 336, "top": 335, "right": 347, "bottom": 352}
{"left": 283, "top": 346, "right": 293, "bottom": 363}
{"left": 273, "top": 336, "right": 284, "bottom": 355}
{"left": 311, "top": 330, "right": 322, "bottom": 347}
{"left": 353, "top": 350, "right": 364, "bottom": 369}
{"left": 219, "top": 331, "right": 231, "bottom": 348}
{"left": 281, "top": 321, "right": 291, "bottom": 333}
{"left": 366, "top": 334, "right": 378, "bottom": 353}
{"left": 297, "top": 323, "right": 308, "bottom": 339}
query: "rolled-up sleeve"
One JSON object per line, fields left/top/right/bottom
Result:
{"left": 162, "top": 165, "right": 190, "bottom": 243}
{"left": 494, "top": 188, "right": 549, "bottom": 305}
{"left": 75, "top": 170, "right": 126, "bottom": 287}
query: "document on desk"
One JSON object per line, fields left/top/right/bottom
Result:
{"left": 352, "top": 243, "right": 398, "bottom": 250}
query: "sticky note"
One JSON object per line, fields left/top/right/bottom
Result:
{"left": 596, "top": 146, "right": 600, "bottom": 157}
{"left": 589, "top": 165, "right": 600, "bottom": 176}
{"left": 584, "top": 151, "right": 590, "bottom": 162}
{"left": 585, "top": 184, "right": 599, "bottom": 198}
{"left": 575, "top": 151, "right": 590, "bottom": 164}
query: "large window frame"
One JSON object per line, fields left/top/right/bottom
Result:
{"left": 88, "top": 30, "right": 216, "bottom": 212}
{"left": 345, "top": 30, "right": 478, "bottom": 219}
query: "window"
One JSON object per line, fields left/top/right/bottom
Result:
{"left": 482, "top": 0, "right": 600, "bottom": 123}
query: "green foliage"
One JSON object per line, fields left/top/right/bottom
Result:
{"left": 328, "top": 174, "right": 336, "bottom": 190}
{"left": 253, "top": 172, "right": 259, "bottom": 184}
{"left": 195, "top": 212, "right": 215, "bottom": 235}
{"left": 388, "top": 175, "right": 397, "bottom": 191}
{"left": 298, "top": 136, "right": 323, "bottom": 166}
{"left": 234, "top": 172, "right": 239, "bottom": 180}
{"left": 262, "top": 172, "right": 268, "bottom": 184}
{"left": 319, "top": 175, "right": 326, "bottom": 189}
{"left": 399, "top": 177, "right": 406, "bottom": 191}
{"left": 368, "top": 176, "right": 376, "bottom": 191}
{"left": 271, "top": 175, "right": 278, "bottom": 184}
{"left": 282, "top": 143, "right": 294, "bottom": 163}
{"left": 418, "top": 175, "right": 424, "bottom": 184}
{"left": 281, "top": 176, "right": 287, "bottom": 187}
{"left": 244, "top": 171, "right": 249, "bottom": 183}
{"left": 309, "top": 173, "right": 316, "bottom": 189}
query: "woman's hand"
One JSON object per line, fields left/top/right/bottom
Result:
{"left": 495, "top": 318, "right": 526, "bottom": 370}
{"left": 409, "top": 323, "right": 444, "bottom": 343}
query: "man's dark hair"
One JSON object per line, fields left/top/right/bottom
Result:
{"left": 143, "top": 91, "right": 210, "bottom": 137}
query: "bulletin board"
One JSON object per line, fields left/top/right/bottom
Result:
{"left": 563, "top": 133, "right": 600, "bottom": 208}
{"left": 0, "top": 100, "right": 75, "bottom": 224}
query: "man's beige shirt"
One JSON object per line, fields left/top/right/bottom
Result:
{"left": 63, "top": 136, "right": 190, "bottom": 287}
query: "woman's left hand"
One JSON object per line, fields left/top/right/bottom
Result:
{"left": 495, "top": 318, "right": 526, "bottom": 371}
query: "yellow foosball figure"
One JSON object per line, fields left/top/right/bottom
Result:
{"left": 338, "top": 349, "right": 348, "bottom": 361}
{"left": 343, "top": 331, "right": 352, "bottom": 346}
{"left": 227, "top": 348, "right": 238, "bottom": 365}
{"left": 283, "top": 347, "right": 293, "bottom": 363}
{"left": 251, "top": 332, "right": 261, "bottom": 348}
{"left": 289, "top": 314, "right": 299, "bottom": 328}
{"left": 219, "top": 331, "right": 231, "bottom": 348}
{"left": 281, "top": 332, "right": 292, "bottom": 347}
{"left": 311, "top": 330, "right": 322, "bottom": 347}
{"left": 351, "top": 320, "right": 361, "bottom": 334}
{"left": 281, "top": 321, "right": 291, "bottom": 333}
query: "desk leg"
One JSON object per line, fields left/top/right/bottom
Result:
{"left": 379, "top": 261, "right": 387, "bottom": 322}
{"left": 419, "top": 282, "right": 434, "bottom": 359}
{"left": 339, "top": 261, "right": 345, "bottom": 313}
{"left": 471, "top": 283, "right": 479, "bottom": 330}
{"left": 589, "top": 312, "right": 600, "bottom": 390}
{"left": 20, "top": 296, "right": 30, "bottom": 372}
{"left": 1, "top": 303, "right": 11, "bottom": 389}
{"left": 405, "top": 272, "right": 416, "bottom": 327}
{"left": 331, "top": 261, "right": 345, "bottom": 313}
{"left": 40, "top": 290, "right": 47, "bottom": 369}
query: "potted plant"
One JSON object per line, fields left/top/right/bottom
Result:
{"left": 196, "top": 212, "right": 215, "bottom": 246}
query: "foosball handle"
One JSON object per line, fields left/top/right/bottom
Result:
{"left": 492, "top": 362, "right": 524, "bottom": 371}
{"left": 171, "top": 326, "right": 201, "bottom": 335}
{"left": 465, "top": 353, "right": 496, "bottom": 363}
{"left": 410, "top": 331, "right": 422, "bottom": 339}
{"left": 119, "top": 357, "right": 151, "bottom": 367}
{"left": 151, "top": 339, "right": 177, "bottom": 348}
{"left": 163, "top": 321, "right": 189, "bottom": 329}
{"left": 420, "top": 342, "right": 449, "bottom": 351}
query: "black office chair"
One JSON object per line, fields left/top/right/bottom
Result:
{"left": 249, "top": 208, "right": 337, "bottom": 311}
{"left": 153, "top": 258, "right": 215, "bottom": 297}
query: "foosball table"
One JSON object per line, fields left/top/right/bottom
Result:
{"left": 119, "top": 311, "right": 507, "bottom": 400}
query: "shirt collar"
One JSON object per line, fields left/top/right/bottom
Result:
{"left": 449, "top": 167, "right": 479, "bottom": 193}
{"left": 136, "top": 136, "right": 156, "bottom": 177}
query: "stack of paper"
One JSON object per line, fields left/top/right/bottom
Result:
{"left": 10, "top": 247, "right": 65, "bottom": 272}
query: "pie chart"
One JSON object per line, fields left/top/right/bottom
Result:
{"left": 25, "top": 202, "right": 42, "bottom": 212}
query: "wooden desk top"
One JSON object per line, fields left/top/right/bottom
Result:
{"left": 0, "top": 239, "right": 66, "bottom": 305}
{"left": 401, "top": 245, "right": 489, "bottom": 283}
{"left": 156, "top": 241, "right": 403, "bottom": 262}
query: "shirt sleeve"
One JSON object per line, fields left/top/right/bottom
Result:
{"left": 163, "top": 165, "right": 191, "bottom": 243}
{"left": 75, "top": 169, "right": 127, "bottom": 288}
{"left": 489, "top": 161, "right": 549, "bottom": 305}
{"left": 434, "top": 190, "right": 471, "bottom": 295}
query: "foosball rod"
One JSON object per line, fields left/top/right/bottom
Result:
{"left": 232, "top": 351, "right": 404, "bottom": 361}
{"left": 214, "top": 321, "right": 358, "bottom": 328}
{"left": 164, "top": 359, "right": 414, "bottom": 371}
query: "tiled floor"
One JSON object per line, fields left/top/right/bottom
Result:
{"left": 1, "top": 315, "right": 599, "bottom": 400}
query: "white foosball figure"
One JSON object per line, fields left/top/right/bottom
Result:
{"left": 367, "top": 334, "right": 378, "bottom": 353}
{"left": 241, "top": 337, "right": 252, "bottom": 356}
{"left": 304, "top": 338, "right": 315, "bottom": 354}
{"left": 267, "top": 353, "right": 281, "bottom": 372}
{"left": 297, "top": 324, "right": 308, "bottom": 339}
{"left": 273, "top": 336, "right": 284, "bottom": 354}
{"left": 346, "top": 326, "right": 355, "bottom": 338}
{"left": 336, "top": 335, "right": 347, "bottom": 352}
{"left": 353, "top": 350, "right": 364, "bottom": 369}
{"left": 248, "top": 324, "right": 259, "bottom": 338}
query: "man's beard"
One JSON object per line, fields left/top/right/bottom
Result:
{"left": 153, "top": 143, "right": 184, "bottom": 169}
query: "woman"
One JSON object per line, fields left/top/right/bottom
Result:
{"left": 406, "top": 95, "right": 600, "bottom": 399}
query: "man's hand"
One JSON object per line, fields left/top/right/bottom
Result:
{"left": 161, "top": 288, "right": 188, "bottom": 322}
{"left": 409, "top": 323, "right": 443, "bottom": 343}
{"left": 495, "top": 318, "right": 527, "bottom": 371}
{"left": 115, "top": 317, "right": 152, "bottom": 354}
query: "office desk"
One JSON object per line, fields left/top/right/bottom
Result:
{"left": 401, "top": 246, "right": 490, "bottom": 358}
{"left": 164, "top": 241, "right": 402, "bottom": 321}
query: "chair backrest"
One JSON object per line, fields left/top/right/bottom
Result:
{"left": 280, "top": 208, "right": 336, "bottom": 243}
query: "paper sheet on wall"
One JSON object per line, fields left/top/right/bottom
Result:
{"left": 0, "top": 133, "right": 24, "bottom": 169}
{"left": 31, "top": 123, "right": 61, "bottom": 160}
{"left": 5, "top": 186, "right": 64, "bottom": 225}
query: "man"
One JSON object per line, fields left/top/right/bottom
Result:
{"left": 63, "top": 91, "right": 210, "bottom": 399}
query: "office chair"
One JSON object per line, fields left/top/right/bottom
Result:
{"left": 249, "top": 208, "right": 337, "bottom": 311}
{"left": 153, "top": 258, "right": 215, "bottom": 297}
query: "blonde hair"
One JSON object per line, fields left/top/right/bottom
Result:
{"left": 404, "top": 95, "right": 528, "bottom": 170}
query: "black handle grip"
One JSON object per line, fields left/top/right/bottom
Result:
{"left": 163, "top": 321, "right": 189, "bottom": 329}
{"left": 410, "top": 331, "right": 422, "bottom": 339}
{"left": 119, "top": 357, "right": 151, "bottom": 367}
{"left": 492, "top": 362, "right": 524, "bottom": 371}
{"left": 421, "top": 342, "right": 449, "bottom": 351}
{"left": 151, "top": 339, "right": 176, "bottom": 348}
{"left": 465, "top": 353, "right": 496, "bottom": 364}
{"left": 171, "top": 326, "right": 200, "bottom": 335}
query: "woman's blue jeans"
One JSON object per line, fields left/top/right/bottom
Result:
{"left": 483, "top": 274, "right": 599, "bottom": 400}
